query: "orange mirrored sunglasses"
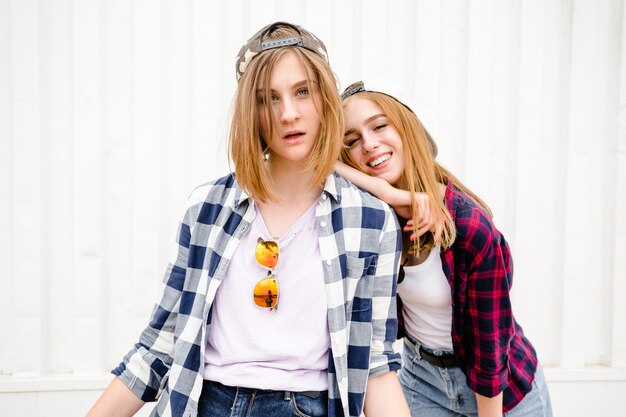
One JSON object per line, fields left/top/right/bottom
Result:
{"left": 253, "top": 238, "right": 279, "bottom": 310}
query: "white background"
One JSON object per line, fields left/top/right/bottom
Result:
{"left": 0, "top": 0, "right": 625, "bottom": 416}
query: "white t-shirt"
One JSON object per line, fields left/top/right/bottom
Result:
{"left": 203, "top": 201, "right": 329, "bottom": 391}
{"left": 397, "top": 246, "right": 453, "bottom": 350}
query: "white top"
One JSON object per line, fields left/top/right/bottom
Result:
{"left": 203, "top": 200, "right": 329, "bottom": 391}
{"left": 397, "top": 246, "right": 453, "bottom": 350}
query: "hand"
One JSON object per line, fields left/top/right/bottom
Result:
{"left": 395, "top": 193, "right": 443, "bottom": 243}
{"left": 476, "top": 392, "right": 503, "bottom": 417}
{"left": 363, "top": 372, "right": 411, "bottom": 417}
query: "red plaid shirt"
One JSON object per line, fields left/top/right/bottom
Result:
{"left": 440, "top": 181, "right": 538, "bottom": 411}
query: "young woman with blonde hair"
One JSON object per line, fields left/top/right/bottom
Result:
{"left": 85, "top": 24, "right": 410, "bottom": 417}
{"left": 336, "top": 80, "right": 553, "bottom": 417}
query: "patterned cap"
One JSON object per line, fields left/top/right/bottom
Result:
{"left": 235, "top": 21, "right": 329, "bottom": 82}
{"left": 341, "top": 79, "right": 439, "bottom": 157}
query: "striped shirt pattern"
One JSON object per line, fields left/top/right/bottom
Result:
{"left": 112, "top": 172, "right": 402, "bottom": 417}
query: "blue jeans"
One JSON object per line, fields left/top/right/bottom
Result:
{"left": 398, "top": 337, "right": 553, "bottom": 417}
{"left": 197, "top": 380, "right": 328, "bottom": 417}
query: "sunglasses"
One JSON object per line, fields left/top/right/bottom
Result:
{"left": 253, "top": 238, "right": 280, "bottom": 310}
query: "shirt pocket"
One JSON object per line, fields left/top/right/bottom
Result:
{"left": 345, "top": 255, "right": 377, "bottom": 315}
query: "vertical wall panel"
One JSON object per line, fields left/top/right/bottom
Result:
{"left": 101, "top": 0, "right": 135, "bottom": 368}
{"left": 276, "top": 0, "right": 304, "bottom": 24}
{"left": 159, "top": 0, "right": 192, "bottom": 273}
{"left": 585, "top": 0, "right": 621, "bottom": 366}
{"left": 412, "top": 0, "right": 439, "bottom": 135}
{"left": 601, "top": 0, "right": 625, "bottom": 367}
{"left": 513, "top": 0, "right": 560, "bottom": 363}
{"left": 0, "top": 0, "right": 13, "bottom": 376}
{"left": 560, "top": 0, "right": 589, "bottom": 367}
{"left": 330, "top": 0, "right": 359, "bottom": 88}
{"left": 131, "top": 0, "right": 161, "bottom": 325}
{"left": 437, "top": 2, "right": 468, "bottom": 175}
{"left": 72, "top": 0, "right": 104, "bottom": 373}
{"left": 613, "top": 0, "right": 626, "bottom": 368}
{"left": 488, "top": 1, "right": 520, "bottom": 233}
{"left": 533, "top": 0, "right": 573, "bottom": 366}
{"left": 1, "top": 1, "right": 625, "bottom": 415}
{"left": 561, "top": 0, "right": 616, "bottom": 367}
{"left": 11, "top": 0, "right": 42, "bottom": 374}
{"left": 464, "top": 0, "right": 499, "bottom": 209}
{"left": 360, "top": 1, "right": 387, "bottom": 78}
{"left": 305, "top": 0, "right": 333, "bottom": 51}
{"left": 40, "top": 0, "right": 74, "bottom": 373}
{"left": 189, "top": 0, "right": 222, "bottom": 187}
{"left": 219, "top": 1, "right": 245, "bottom": 112}
{"left": 249, "top": 0, "right": 277, "bottom": 28}
{"left": 383, "top": 0, "right": 415, "bottom": 90}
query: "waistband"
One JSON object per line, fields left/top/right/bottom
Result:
{"left": 403, "top": 333, "right": 459, "bottom": 369}
{"left": 204, "top": 380, "right": 326, "bottom": 399}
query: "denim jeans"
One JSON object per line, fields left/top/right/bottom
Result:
{"left": 197, "top": 380, "right": 328, "bottom": 417}
{"left": 398, "top": 337, "right": 553, "bottom": 417}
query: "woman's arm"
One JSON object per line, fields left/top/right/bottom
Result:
{"left": 456, "top": 203, "right": 513, "bottom": 407}
{"left": 476, "top": 392, "right": 503, "bottom": 417}
{"left": 363, "top": 372, "right": 411, "bottom": 417}
{"left": 364, "top": 206, "right": 409, "bottom": 416}
{"left": 335, "top": 161, "right": 411, "bottom": 207}
{"left": 335, "top": 162, "right": 438, "bottom": 239}
{"left": 85, "top": 377, "right": 145, "bottom": 417}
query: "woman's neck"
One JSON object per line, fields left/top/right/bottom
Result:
{"left": 266, "top": 173, "right": 322, "bottom": 208}
{"left": 266, "top": 158, "right": 319, "bottom": 202}
{"left": 257, "top": 160, "right": 323, "bottom": 238}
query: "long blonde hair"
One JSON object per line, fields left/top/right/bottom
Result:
{"left": 341, "top": 91, "right": 493, "bottom": 254}
{"left": 230, "top": 26, "right": 343, "bottom": 202}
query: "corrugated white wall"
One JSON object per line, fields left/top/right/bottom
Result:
{"left": 0, "top": 0, "right": 624, "bottom": 416}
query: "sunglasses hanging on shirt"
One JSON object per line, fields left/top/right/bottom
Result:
{"left": 253, "top": 238, "right": 280, "bottom": 311}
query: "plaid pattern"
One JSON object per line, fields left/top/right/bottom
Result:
{"left": 440, "top": 181, "right": 538, "bottom": 412}
{"left": 112, "top": 172, "right": 402, "bottom": 417}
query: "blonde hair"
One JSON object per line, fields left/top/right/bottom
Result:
{"left": 229, "top": 26, "right": 343, "bottom": 202}
{"left": 340, "top": 91, "right": 493, "bottom": 254}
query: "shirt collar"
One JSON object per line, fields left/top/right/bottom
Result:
{"left": 234, "top": 186, "right": 251, "bottom": 208}
{"left": 226, "top": 174, "right": 250, "bottom": 208}
{"left": 322, "top": 172, "right": 342, "bottom": 203}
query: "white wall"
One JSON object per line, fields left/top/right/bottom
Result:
{"left": 0, "top": 0, "right": 624, "bottom": 416}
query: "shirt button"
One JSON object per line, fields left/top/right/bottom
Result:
{"left": 326, "top": 260, "right": 332, "bottom": 266}
{"left": 321, "top": 194, "right": 327, "bottom": 200}
{"left": 320, "top": 221, "right": 327, "bottom": 227}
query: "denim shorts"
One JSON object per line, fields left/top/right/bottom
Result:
{"left": 197, "top": 380, "right": 328, "bottom": 417}
{"left": 398, "top": 336, "right": 553, "bottom": 417}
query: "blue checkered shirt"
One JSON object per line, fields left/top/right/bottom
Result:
{"left": 112, "top": 172, "right": 402, "bottom": 417}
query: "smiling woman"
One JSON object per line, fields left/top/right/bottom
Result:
{"left": 337, "top": 80, "right": 554, "bottom": 417}
{"left": 85, "top": 22, "right": 410, "bottom": 417}
{"left": 342, "top": 97, "right": 405, "bottom": 186}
